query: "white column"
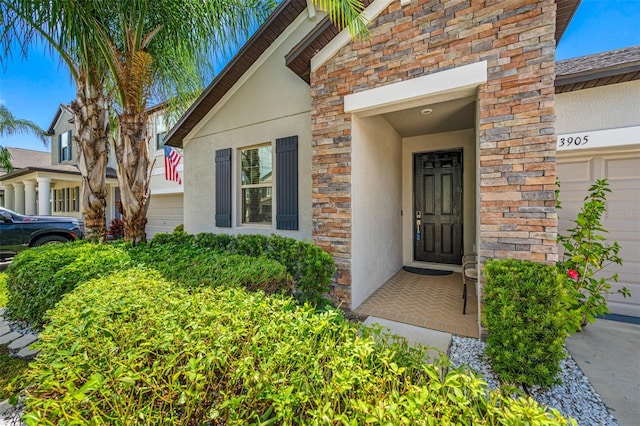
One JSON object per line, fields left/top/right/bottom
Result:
{"left": 3, "top": 184, "right": 13, "bottom": 210}
{"left": 24, "top": 181, "right": 37, "bottom": 216}
{"left": 36, "top": 177, "right": 52, "bottom": 216}
{"left": 13, "top": 182, "right": 25, "bottom": 214}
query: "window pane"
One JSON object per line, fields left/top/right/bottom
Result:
{"left": 157, "top": 132, "right": 166, "bottom": 150}
{"left": 156, "top": 115, "right": 168, "bottom": 133}
{"left": 241, "top": 146, "right": 272, "bottom": 185}
{"left": 242, "top": 187, "right": 272, "bottom": 224}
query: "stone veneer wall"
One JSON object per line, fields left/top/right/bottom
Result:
{"left": 311, "top": 0, "right": 558, "bottom": 307}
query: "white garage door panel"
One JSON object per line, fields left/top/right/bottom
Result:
{"left": 558, "top": 148, "right": 640, "bottom": 318}
{"left": 146, "top": 194, "right": 184, "bottom": 239}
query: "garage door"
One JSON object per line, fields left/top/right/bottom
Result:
{"left": 146, "top": 193, "right": 184, "bottom": 239}
{"left": 557, "top": 148, "right": 640, "bottom": 318}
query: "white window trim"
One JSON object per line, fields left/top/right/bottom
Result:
{"left": 238, "top": 142, "right": 275, "bottom": 227}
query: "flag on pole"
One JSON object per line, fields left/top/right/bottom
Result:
{"left": 164, "top": 145, "right": 182, "bottom": 185}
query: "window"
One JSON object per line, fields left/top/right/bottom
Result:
{"left": 215, "top": 136, "right": 298, "bottom": 230}
{"left": 58, "top": 130, "right": 72, "bottom": 162}
{"left": 240, "top": 144, "right": 272, "bottom": 224}
{"left": 155, "top": 115, "right": 168, "bottom": 151}
{"left": 52, "top": 186, "right": 80, "bottom": 213}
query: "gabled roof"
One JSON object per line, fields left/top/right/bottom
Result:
{"left": 165, "top": 0, "right": 582, "bottom": 148}
{"left": 555, "top": 45, "right": 640, "bottom": 93}
{"left": 46, "top": 104, "right": 74, "bottom": 136}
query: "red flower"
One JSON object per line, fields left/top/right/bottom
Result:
{"left": 567, "top": 269, "right": 579, "bottom": 280}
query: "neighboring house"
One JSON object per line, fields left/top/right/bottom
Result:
{"left": 555, "top": 46, "right": 640, "bottom": 318}
{"left": 0, "top": 105, "right": 120, "bottom": 224}
{"left": 164, "top": 0, "right": 624, "bottom": 320}
{"left": 145, "top": 106, "right": 184, "bottom": 238}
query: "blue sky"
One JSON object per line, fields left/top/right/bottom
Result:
{"left": 1, "top": 0, "right": 639, "bottom": 152}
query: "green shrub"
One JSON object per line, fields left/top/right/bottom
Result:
{"left": 23, "top": 268, "right": 572, "bottom": 425}
{"left": 150, "top": 232, "right": 336, "bottom": 306}
{"left": 5, "top": 242, "right": 133, "bottom": 329}
{"left": 131, "top": 243, "right": 294, "bottom": 294}
{"left": 483, "top": 259, "right": 569, "bottom": 387}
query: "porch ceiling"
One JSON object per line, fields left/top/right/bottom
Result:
{"left": 382, "top": 97, "right": 475, "bottom": 138}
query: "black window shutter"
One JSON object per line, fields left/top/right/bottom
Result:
{"left": 68, "top": 130, "right": 72, "bottom": 160}
{"left": 215, "top": 148, "right": 232, "bottom": 228}
{"left": 276, "top": 136, "right": 298, "bottom": 230}
{"left": 58, "top": 134, "right": 62, "bottom": 163}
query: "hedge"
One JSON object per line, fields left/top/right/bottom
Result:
{"left": 147, "top": 232, "right": 336, "bottom": 306}
{"left": 5, "top": 237, "right": 295, "bottom": 330}
{"left": 5, "top": 242, "right": 133, "bottom": 329}
{"left": 22, "top": 268, "right": 573, "bottom": 425}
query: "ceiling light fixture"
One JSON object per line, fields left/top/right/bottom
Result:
{"left": 420, "top": 108, "right": 433, "bottom": 115}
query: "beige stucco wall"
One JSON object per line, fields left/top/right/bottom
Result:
{"left": 182, "top": 14, "right": 316, "bottom": 239}
{"left": 556, "top": 80, "right": 640, "bottom": 134}
{"left": 402, "top": 129, "right": 477, "bottom": 268}
{"left": 351, "top": 115, "right": 403, "bottom": 308}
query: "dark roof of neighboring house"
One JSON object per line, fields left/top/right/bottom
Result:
{"left": 46, "top": 104, "right": 74, "bottom": 135}
{"left": 555, "top": 45, "right": 640, "bottom": 93}
{"left": 0, "top": 147, "right": 117, "bottom": 181}
{"left": 165, "top": 0, "right": 581, "bottom": 148}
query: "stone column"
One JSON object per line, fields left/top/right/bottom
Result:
{"left": 24, "top": 181, "right": 37, "bottom": 216}
{"left": 3, "top": 184, "right": 14, "bottom": 210}
{"left": 13, "top": 182, "right": 25, "bottom": 214}
{"left": 36, "top": 177, "right": 52, "bottom": 216}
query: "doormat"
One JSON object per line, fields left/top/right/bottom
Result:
{"left": 402, "top": 266, "right": 453, "bottom": 276}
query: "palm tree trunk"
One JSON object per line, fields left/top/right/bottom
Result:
{"left": 114, "top": 111, "right": 153, "bottom": 244}
{"left": 70, "top": 79, "right": 109, "bottom": 241}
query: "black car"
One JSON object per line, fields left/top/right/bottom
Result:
{"left": 0, "top": 207, "right": 84, "bottom": 260}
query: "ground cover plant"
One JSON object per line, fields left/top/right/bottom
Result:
{"left": 483, "top": 259, "right": 568, "bottom": 388}
{"left": 1, "top": 273, "right": 30, "bottom": 401}
{"left": 0, "top": 344, "right": 29, "bottom": 401}
{"left": 22, "top": 268, "right": 573, "bottom": 425}
{"left": 0, "top": 273, "right": 7, "bottom": 307}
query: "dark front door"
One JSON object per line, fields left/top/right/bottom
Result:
{"left": 414, "top": 150, "right": 463, "bottom": 264}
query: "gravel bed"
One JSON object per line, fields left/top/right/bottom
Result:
{"left": 448, "top": 335, "right": 618, "bottom": 426}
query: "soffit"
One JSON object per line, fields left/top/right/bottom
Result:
{"left": 382, "top": 97, "right": 475, "bottom": 138}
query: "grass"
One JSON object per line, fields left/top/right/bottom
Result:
{"left": 1, "top": 273, "right": 30, "bottom": 400}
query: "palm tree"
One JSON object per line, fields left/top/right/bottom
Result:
{"left": 1, "top": 1, "right": 111, "bottom": 239}
{"left": 0, "top": 105, "right": 46, "bottom": 170}
{"left": 81, "top": 0, "right": 367, "bottom": 243}
{"left": 2, "top": 0, "right": 368, "bottom": 243}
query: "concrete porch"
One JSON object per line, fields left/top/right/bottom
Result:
{"left": 353, "top": 269, "right": 479, "bottom": 338}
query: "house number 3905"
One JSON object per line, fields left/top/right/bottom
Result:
{"left": 558, "top": 135, "right": 589, "bottom": 147}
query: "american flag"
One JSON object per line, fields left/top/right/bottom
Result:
{"left": 164, "top": 145, "right": 182, "bottom": 185}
